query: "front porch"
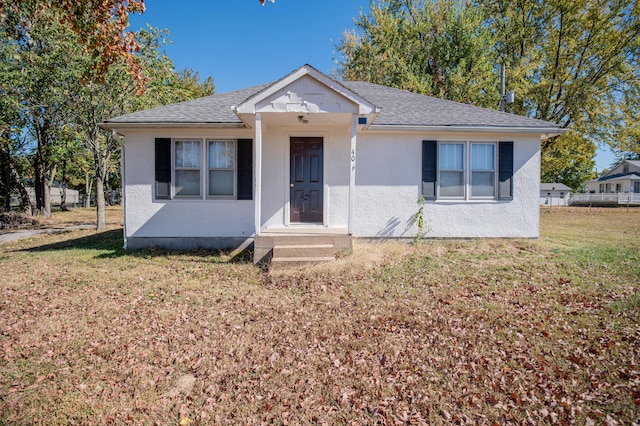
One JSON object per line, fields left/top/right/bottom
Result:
{"left": 254, "top": 228, "right": 352, "bottom": 267}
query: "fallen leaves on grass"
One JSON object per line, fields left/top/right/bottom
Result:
{"left": 0, "top": 208, "right": 639, "bottom": 424}
{"left": 0, "top": 211, "right": 38, "bottom": 229}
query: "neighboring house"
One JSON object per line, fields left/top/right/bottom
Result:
{"left": 586, "top": 160, "right": 640, "bottom": 194}
{"left": 540, "top": 183, "right": 572, "bottom": 206}
{"left": 101, "top": 65, "right": 563, "bottom": 262}
{"left": 571, "top": 160, "right": 640, "bottom": 206}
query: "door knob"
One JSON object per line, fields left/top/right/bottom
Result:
{"left": 290, "top": 184, "right": 294, "bottom": 187}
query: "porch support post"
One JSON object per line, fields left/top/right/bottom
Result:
{"left": 348, "top": 113, "right": 357, "bottom": 234}
{"left": 254, "top": 112, "right": 262, "bottom": 236}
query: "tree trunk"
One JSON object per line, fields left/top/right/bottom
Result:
{"left": 9, "top": 163, "right": 34, "bottom": 215}
{"left": 84, "top": 171, "right": 92, "bottom": 208}
{"left": 95, "top": 175, "right": 106, "bottom": 231}
{"left": 33, "top": 150, "right": 56, "bottom": 218}
{"left": 34, "top": 158, "right": 46, "bottom": 216}
{"left": 94, "top": 141, "right": 112, "bottom": 231}
{"left": 0, "top": 140, "right": 11, "bottom": 212}
{"left": 60, "top": 184, "right": 67, "bottom": 211}
{"left": 105, "top": 174, "right": 111, "bottom": 206}
{"left": 43, "top": 164, "right": 56, "bottom": 218}
{"left": 59, "top": 159, "right": 68, "bottom": 211}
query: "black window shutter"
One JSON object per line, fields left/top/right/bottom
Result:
{"left": 237, "top": 139, "right": 253, "bottom": 200}
{"left": 422, "top": 140, "right": 437, "bottom": 199}
{"left": 498, "top": 141, "right": 514, "bottom": 200}
{"left": 155, "top": 138, "right": 171, "bottom": 199}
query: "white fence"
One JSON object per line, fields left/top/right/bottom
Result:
{"left": 570, "top": 193, "right": 640, "bottom": 205}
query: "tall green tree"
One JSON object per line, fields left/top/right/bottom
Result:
{"left": 482, "top": 0, "right": 640, "bottom": 152}
{"left": 339, "top": 0, "right": 500, "bottom": 106}
{"left": 0, "top": 35, "right": 23, "bottom": 211}
{"left": 129, "top": 27, "right": 215, "bottom": 111}
{"left": 338, "top": 0, "right": 640, "bottom": 189}
{"left": 541, "top": 130, "right": 595, "bottom": 191}
{"left": 1, "top": 5, "right": 82, "bottom": 217}
{"left": 72, "top": 27, "right": 215, "bottom": 230}
{"left": 1, "top": 7, "right": 215, "bottom": 225}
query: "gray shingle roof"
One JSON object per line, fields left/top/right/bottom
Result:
{"left": 106, "top": 84, "right": 269, "bottom": 124}
{"left": 105, "top": 77, "right": 560, "bottom": 130}
{"left": 341, "top": 81, "right": 559, "bottom": 129}
{"left": 597, "top": 172, "right": 640, "bottom": 182}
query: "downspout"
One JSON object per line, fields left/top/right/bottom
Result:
{"left": 113, "top": 128, "right": 127, "bottom": 249}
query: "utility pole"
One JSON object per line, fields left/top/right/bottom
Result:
{"left": 500, "top": 64, "right": 506, "bottom": 112}
{"left": 499, "top": 64, "right": 514, "bottom": 113}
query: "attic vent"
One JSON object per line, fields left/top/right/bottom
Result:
{"left": 358, "top": 117, "right": 367, "bottom": 125}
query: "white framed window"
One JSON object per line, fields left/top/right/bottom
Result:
{"left": 438, "top": 143, "right": 465, "bottom": 198}
{"left": 155, "top": 138, "right": 252, "bottom": 201}
{"left": 208, "top": 140, "right": 236, "bottom": 197}
{"left": 434, "top": 141, "right": 497, "bottom": 200}
{"left": 174, "top": 140, "right": 202, "bottom": 197}
{"left": 470, "top": 143, "right": 496, "bottom": 198}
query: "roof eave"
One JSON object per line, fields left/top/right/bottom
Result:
{"left": 99, "top": 122, "right": 246, "bottom": 130}
{"left": 367, "top": 124, "right": 566, "bottom": 139}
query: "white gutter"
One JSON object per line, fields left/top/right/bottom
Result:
{"left": 230, "top": 106, "right": 254, "bottom": 129}
{"left": 366, "top": 125, "right": 567, "bottom": 138}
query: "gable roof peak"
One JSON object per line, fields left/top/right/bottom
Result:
{"left": 232, "top": 64, "right": 379, "bottom": 116}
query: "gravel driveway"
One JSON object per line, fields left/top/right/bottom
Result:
{"left": 0, "top": 224, "right": 96, "bottom": 244}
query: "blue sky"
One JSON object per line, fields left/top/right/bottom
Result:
{"left": 129, "top": 0, "right": 615, "bottom": 171}
{"left": 128, "top": 0, "right": 369, "bottom": 93}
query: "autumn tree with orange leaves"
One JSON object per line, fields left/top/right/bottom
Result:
{"left": 0, "top": 0, "right": 146, "bottom": 90}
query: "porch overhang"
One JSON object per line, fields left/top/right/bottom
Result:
{"left": 231, "top": 64, "right": 380, "bottom": 128}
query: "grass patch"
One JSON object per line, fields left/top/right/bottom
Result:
{"left": 0, "top": 206, "right": 639, "bottom": 424}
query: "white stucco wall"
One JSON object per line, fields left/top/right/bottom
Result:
{"left": 353, "top": 131, "right": 541, "bottom": 238}
{"left": 259, "top": 120, "right": 351, "bottom": 230}
{"left": 120, "top": 125, "right": 543, "bottom": 247}
{"left": 121, "top": 129, "right": 256, "bottom": 244}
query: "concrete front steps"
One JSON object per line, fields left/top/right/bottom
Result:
{"left": 253, "top": 230, "right": 352, "bottom": 268}
{"left": 272, "top": 243, "right": 335, "bottom": 266}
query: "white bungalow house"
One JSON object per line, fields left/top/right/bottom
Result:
{"left": 571, "top": 160, "right": 640, "bottom": 206}
{"left": 586, "top": 160, "right": 640, "bottom": 195}
{"left": 101, "top": 65, "right": 564, "bottom": 263}
{"left": 540, "top": 183, "right": 572, "bottom": 206}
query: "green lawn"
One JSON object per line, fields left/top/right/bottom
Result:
{"left": 1, "top": 207, "right": 638, "bottom": 424}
